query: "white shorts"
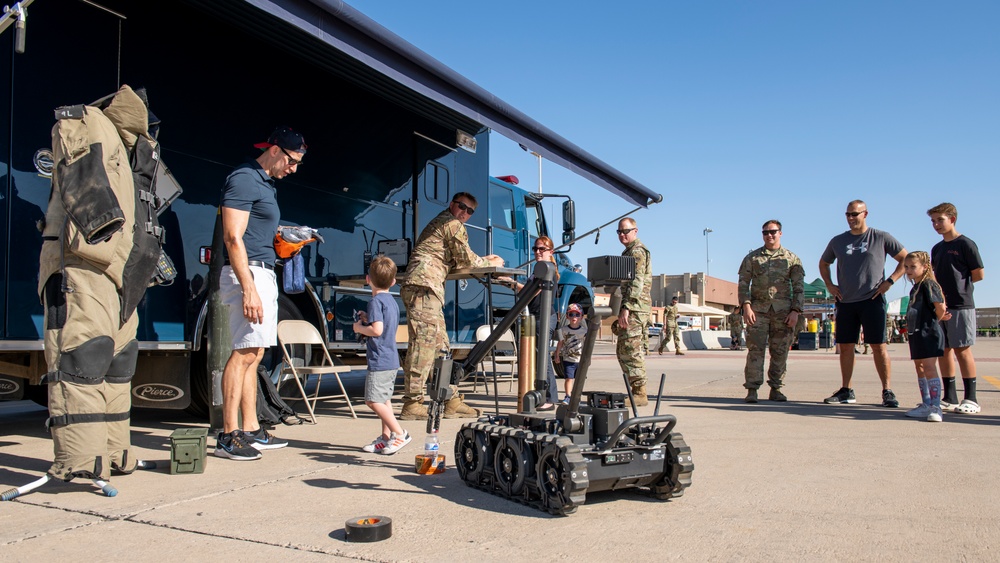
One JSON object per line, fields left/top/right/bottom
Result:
{"left": 221, "top": 265, "right": 278, "bottom": 349}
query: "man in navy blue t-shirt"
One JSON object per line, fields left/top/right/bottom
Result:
{"left": 215, "top": 126, "right": 306, "bottom": 461}
{"left": 928, "top": 202, "right": 985, "bottom": 414}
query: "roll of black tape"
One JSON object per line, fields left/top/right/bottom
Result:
{"left": 344, "top": 515, "right": 392, "bottom": 542}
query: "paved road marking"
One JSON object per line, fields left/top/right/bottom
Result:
{"left": 982, "top": 375, "right": 1000, "bottom": 390}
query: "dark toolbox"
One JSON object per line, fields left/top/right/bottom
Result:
{"left": 170, "top": 428, "right": 208, "bottom": 474}
{"left": 797, "top": 332, "right": 819, "bottom": 351}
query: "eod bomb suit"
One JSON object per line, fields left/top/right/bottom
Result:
{"left": 39, "top": 85, "right": 171, "bottom": 482}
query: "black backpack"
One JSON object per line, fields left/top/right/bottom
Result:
{"left": 256, "top": 364, "right": 308, "bottom": 426}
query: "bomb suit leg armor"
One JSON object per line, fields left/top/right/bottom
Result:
{"left": 39, "top": 86, "right": 168, "bottom": 484}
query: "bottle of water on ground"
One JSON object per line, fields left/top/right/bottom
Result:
{"left": 416, "top": 430, "right": 445, "bottom": 474}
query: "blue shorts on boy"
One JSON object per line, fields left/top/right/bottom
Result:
{"left": 563, "top": 361, "right": 579, "bottom": 380}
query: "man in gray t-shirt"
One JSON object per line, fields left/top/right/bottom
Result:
{"left": 819, "top": 200, "right": 907, "bottom": 408}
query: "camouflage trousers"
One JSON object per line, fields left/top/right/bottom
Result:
{"left": 401, "top": 285, "right": 449, "bottom": 404}
{"left": 616, "top": 312, "right": 649, "bottom": 388}
{"left": 743, "top": 309, "right": 794, "bottom": 389}
{"left": 657, "top": 325, "right": 681, "bottom": 352}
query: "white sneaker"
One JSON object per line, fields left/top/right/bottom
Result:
{"left": 362, "top": 435, "right": 389, "bottom": 453}
{"left": 905, "top": 403, "right": 931, "bottom": 418}
{"left": 927, "top": 406, "right": 943, "bottom": 422}
{"left": 940, "top": 401, "right": 959, "bottom": 413}
{"left": 956, "top": 400, "right": 981, "bottom": 414}
{"left": 380, "top": 431, "right": 412, "bottom": 455}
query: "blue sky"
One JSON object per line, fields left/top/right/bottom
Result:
{"left": 350, "top": 1, "right": 999, "bottom": 308}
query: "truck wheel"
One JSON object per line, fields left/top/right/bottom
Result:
{"left": 185, "top": 294, "right": 307, "bottom": 419}
{"left": 24, "top": 382, "right": 48, "bottom": 408}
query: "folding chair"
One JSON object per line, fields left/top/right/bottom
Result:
{"left": 473, "top": 325, "right": 517, "bottom": 395}
{"left": 276, "top": 320, "right": 357, "bottom": 422}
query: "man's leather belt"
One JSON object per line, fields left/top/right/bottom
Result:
{"left": 224, "top": 260, "right": 274, "bottom": 271}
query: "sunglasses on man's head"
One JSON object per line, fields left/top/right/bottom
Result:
{"left": 845, "top": 211, "right": 865, "bottom": 217}
{"left": 762, "top": 229, "right": 779, "bottom": 236}
{"left": 454, "top": 201, "right": 476, "bottom": 214}
{"left": 616, "top": 228, "right": 636, "bottom": 235}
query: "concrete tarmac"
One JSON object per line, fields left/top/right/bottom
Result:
{"left": 2, "top": 338, "right": 999, "bottom": 562}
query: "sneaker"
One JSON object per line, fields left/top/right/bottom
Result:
{"left": 881, "top": 389, "right": 899, "bottom": 408}
{"left": 561, "top": 397, "right": 571, "bottom": 405}
{"left": 744, "top": 389, "right": 758, "bottom": 403}
{"left": 768, "top": 388, "right": 787, "bottom": 402}
{"left": 215, "top": 431, "right": 262, "bottom": 461}
{"left": 927, "top": 406, "right": 943, "bottom": 422}
{"left": 379, "top": 431, "right": 411, "bottom": 455}
{"left": 824, "top": 387, "right": 856, "bottom": 404}
{"left": 956, "top": 400, "right": 981, "bottom": 414}
{"left": 940, "top": 401, "right": 959, "bottom": 413}
{"left": 905, "top": 403, "right": 931, "bottom": 418}
{"left": 362, "top": 435, "right": 390, "bottom": 453}
{"left": 245, "top": 428, "right": 288, "bottom": 450}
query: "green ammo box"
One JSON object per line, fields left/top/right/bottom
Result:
{"left": 170, "top": 428, "right": 208, "bottom": 474}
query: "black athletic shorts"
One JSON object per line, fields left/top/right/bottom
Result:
{"left": 835, "top": 295, "right": 887, "bottom": 345}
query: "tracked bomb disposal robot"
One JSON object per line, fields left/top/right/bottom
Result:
{"left": 425, "top": 258, "right": 693, "bottom": 515}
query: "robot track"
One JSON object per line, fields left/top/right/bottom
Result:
{"left": 455, "top": 421, "right": 588, "bottom": 516}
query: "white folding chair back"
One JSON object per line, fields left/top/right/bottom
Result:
{"left": 277, "top": 320, "right": 356, "bottom": 422}
{"left": 473, "top": 324, "right": 517, "bottom": 395}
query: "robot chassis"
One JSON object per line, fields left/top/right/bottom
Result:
{"left": 426, "top": 259, "right": 693, "bottom": 516}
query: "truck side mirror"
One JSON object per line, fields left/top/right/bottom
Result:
{"left": 562, "top": 200, "right": 576, "bottom": 231}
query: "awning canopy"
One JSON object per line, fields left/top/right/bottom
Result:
{"left": 699, "top": 306, "right": 732, "bottom": 317}
{"left": 226, "top": 0, "right": 661, "bottom": 207}
{"left": 804, "top": 278, "right": 831, "bottom": 300}
{"left": 887, "top": 297, "right": 910, "bottom": 316}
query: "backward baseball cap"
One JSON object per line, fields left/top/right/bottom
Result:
{"left": 254, "top": 126, "right": 307, "bottom": 153}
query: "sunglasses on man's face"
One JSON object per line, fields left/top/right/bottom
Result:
{"left": 280, "top": 147, "right": 302, "bottom": 167}
{"left": 845, "top": 211, "right": 865, "bottom": 217}
{"left": 454, "top": 201, "right": 476, "bottom": 215}
{"left": 567, "top": 313, "right": 582, "bottom": 318}
{"left": 616, "top": 228, "right": 636, "bottom": 235}
{"left": 762, "top": 229, "right": 780, "bottom": 236}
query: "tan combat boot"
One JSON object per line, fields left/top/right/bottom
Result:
{"left": 676, "top": 349, "right": 685, "bottom": 355}
{"left": 768, "top": 387, "right": 788, "bottom": 402}
{"left": 443, "top": 394, "right": 483, "bottom": 419}
{"left": 399, "top": 400, "right": 428, "bottom": 421}
{"left": 631, "top": 385, "right": 649, "bottom": 407}
{"left": 745, "top": 388, "right": 758, "bottom": 403}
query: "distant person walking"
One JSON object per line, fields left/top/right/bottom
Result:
{"left": 728, "top": 306, "right": 744, "bottom": 350}
{"left": 657, "top": 296, "right": 684, "bottom": 355}
{"left": 738, "top": 220, "right": 805, "bottom": 403}
{"left": 928, "top": 202, "right": 985, "bottom": 414}
{"left": 902, "top": 251, "right": 951, "bottom": 422}
{"left": 820, "top": 200, "right": 907, "bottom": 407}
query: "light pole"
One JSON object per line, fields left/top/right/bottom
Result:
{"left": 703, "top": 228, "right": 713, "bottom": 276}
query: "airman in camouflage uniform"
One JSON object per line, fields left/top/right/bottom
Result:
{"left": 739, "top": 220, "right": 805, "bottom": 403}
{"left": 399, "top": 193, "right": 503, "bottom": 420}
{"left": 728, "top": 307, "right": 744, "bottom": 350}
{"left": 615, "top": 218, "right": 652, "bottom": 406}
{"left": 657, "top": 297, "right": 684, "bottom": 355}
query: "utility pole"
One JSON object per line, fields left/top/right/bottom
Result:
{"left": 703, "top": 228, "right": 713, "bottom": 276}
